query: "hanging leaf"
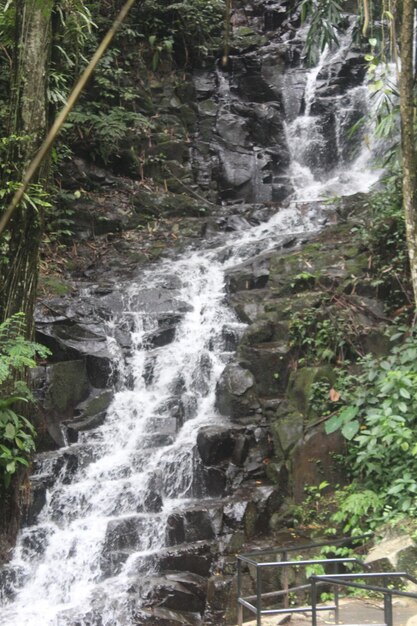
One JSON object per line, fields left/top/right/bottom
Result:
{"left": 329, "top": 388, "right": 341, "bottom": 402}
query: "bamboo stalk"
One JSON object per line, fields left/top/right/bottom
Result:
{"left": 0, "top": 0, "right": 137, "bottom": 237}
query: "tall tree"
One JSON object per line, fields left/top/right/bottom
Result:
{"left": 0, "top": 0, "right": 53, "bottom": 329}
{"left": 399, "top": 0, "right": 417, "bottom": 305}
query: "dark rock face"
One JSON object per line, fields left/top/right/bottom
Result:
{"left": 191, "top": 4, "right": 366, "bottom": 204}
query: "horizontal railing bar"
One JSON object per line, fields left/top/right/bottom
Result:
{"left": 237, "top": 598, "right": 257, "bottom": 612}
{"left": 257, "top": 557, "right": 359, "bottom": 568}
{"left": 236, "top": 555, "right": 258, "bottom": 566}
{"left": 244, "top": 583, "right": 312, "bottom": 602}
{"left": 259, "top": 605, "right": 337, "bottom": 616}
{"left": 312, "top": 577, "right": 417, "bottom": 598}
{"left": 315, "top": 571, "right": 417, "bottom": 586}
{"left": 315, "top": 572, "right": 409, "bottom": 579}
{"left": 240, "top": 533, "right": 372, "bottom": 559}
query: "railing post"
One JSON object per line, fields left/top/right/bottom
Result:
{"left": 335, "top": 585, "right": 339, "bottom": 624}
{"left": 257, "top": 564, "right": 262, "bottom": 626}
{"left": 384, "top": 592, "right": 393, "bottom": 626}
{"left": 311, "top": 576, "right": 318, "bottom": 626}
{"left": 282, "top": 550, "right": 289, "bottom": 609}
{"left": 237, "top": 558, "right": 243, "bottom": 626}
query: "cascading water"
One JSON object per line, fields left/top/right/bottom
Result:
{"left": 285, "top": 27, "right": 382, "bottom": 202}
{"left": 0, "top": 26, "right": 383, "bottom": 626}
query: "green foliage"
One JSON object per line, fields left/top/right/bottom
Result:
{"left": 300, "top": 0, "right": 343, "bottom": 64}
{"left": 325, "top": 328, "right": 417, "bottom": 531}
{"left": 331, "top": 486, "right": 384, "bottom": 535}
{"left": 137, "top": 0, "right": 226, "bottom": 63}
{"left": 0, "top": 313, "right": 50, "bottom": 487}
{"left": 66, "top": 106, "right": 155, "bottom": 164}
{"left": 49, "top": 0, "right": 96, "bottom": 105}
{"left": 353, "top": 176, "right": 411, "bottom": 312}
{"left": 289, "top": 303, "right": 363, "bottom": 365}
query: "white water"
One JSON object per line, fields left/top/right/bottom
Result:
{"left": 0, "top": 33, "right": 382, "bottom": 626}
{"left": 285, "top": 29, "right": 382, "bottom": 203}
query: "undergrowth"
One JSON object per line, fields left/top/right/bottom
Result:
{"left": 288, "top": 172, "right": 417, "bottom": 539}
{"left": 0, "top": 314, "right": 50, "bottom": 487}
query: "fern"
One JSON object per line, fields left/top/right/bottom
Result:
{"left": 0, "top": 313, "right": 50, "bottom": 486}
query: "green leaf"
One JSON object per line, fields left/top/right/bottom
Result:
{"left": 6, "top": 461, "right": 16, "bottom": 474}
{"left": 399, "top": 387, "right": 411, "bottom": 399}
{"left": 325, "top": 414, "right": 344, "bottom": 434}
{"left": 342, "top": 420, "right": 360, "bottom": 440}
{"left": 5, "top": 423, "right": 15, "bottom": 439}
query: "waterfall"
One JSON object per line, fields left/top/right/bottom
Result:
{"left": 285, "top": 28, "right": 382, "bottom": 202}
{"left": 0, "top": 25, "right": 382, "bottom": 626}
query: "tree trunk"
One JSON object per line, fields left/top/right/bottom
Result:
{"left": 0, "top": 0, "right": 53, "bottom": 328}
{"left": 399, "top": 0, "right": 417, "bottom": 307}
{"left": 0, "top": 0, "right": 53, "bottom": 555}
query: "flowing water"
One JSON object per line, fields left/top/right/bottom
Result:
{"left": 1, "top": 34, "right": 381, "bottom": 626}
{"left": 285, "top": 28, "right": 382, "bottom": 202}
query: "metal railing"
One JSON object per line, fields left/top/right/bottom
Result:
{"left": 311, "top": 571, "right": 417, "bottom": 626}
{"left": 237, "top": 536, "right": 371, "bottom": 626}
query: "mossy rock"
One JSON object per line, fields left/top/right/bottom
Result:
{"left": 39, "top": 276, "right": 71, "bottom": 297}
{"left": 238, "top": 341, "right": 291, "bottom": 396}
{"left": 132, "top": 189, "right": 209, "bottom": 223}
{"left": 287, "top": 366, "right": 335, "bottom": 418}
{"left": 271, "top": 410, "right": 304, "bottom": 456}
{"left": 45, "top": 360, "right": 90, "bottom": 417}
{"left": 230, "top": 27, "right": 268, "bottom": 52}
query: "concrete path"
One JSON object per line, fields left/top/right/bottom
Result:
{"left": 235, "top": 597, "right": 417, "bottom": 626}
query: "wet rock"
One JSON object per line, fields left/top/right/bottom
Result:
{"left": 196, "top": 427, "right": 235, "bottom": 465}
{"left": 86, "top": 351, "right": 115, "bottom": 388}
{"left": 23, "top": 477, "right": 47, "bottom": 525}
{"left": 232, "top": 434, "right": 250, "bottom": 466}
{"left": 158, "top": 542, "right": 215, "bottom": 578}
{"left": 239, "top": 341, "right": 291, "bottom": 396}
{"left": 215, "top": 362, "right": 260, "bottom": 419}
{"left": 143, "top": 575, "right": 206, "bottom": 613}
{"left": 19, "top": 525, "right": 54, "bottom": 560}
{"left": 225, "top": 255, "right": 270, "bottom": 292}
{"left": 138, "top": 606, "right": 203, "bottom": 626}
{"left": 101, "top": 514, "right": 158, "bottom": 576}
{"left": 44, "top": 360, "right": 90, "bottom": 418}
{"left": 0, "top": 564, "right": 26, "bottom": 602}
{"left": 183, "top": 509, "right": 217, "bottom": 543}
{"left": 166, "top": 514, "right": 186, "bottom": 547}
{"left": 197, "top": 467, "right": 227, "bottom": 498}
{"left": 65, "top": 390, "right": 113, "bottom": 439}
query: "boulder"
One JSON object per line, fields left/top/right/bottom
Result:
{"left": 196, "top": 427, "right": 235, "bottom": 465}
{"left": 215, "top": 363, "right": 260, "bottom": 419}
{"left": 365, "top": 534, "right": 417, "bottom": 580}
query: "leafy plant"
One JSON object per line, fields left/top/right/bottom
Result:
{"left": 300, "top": 0, "right": 344, "bottom": 64}
{"left": 354, "top": 177, "right": 411, "bottom": 313}
{"left": 0, "top": 313, "right": 50, "bottom": 486}
{"left": 325, "top": 328, "right": 417, "bottom": 530}
{"left": 137, "top": 0, "right": 226, "bottom": 63}
{"left": 289, "top": 302, "right": 363, "bottom": 366}
{"left": 66, "top": 106, "right": 154, "bottom": 164}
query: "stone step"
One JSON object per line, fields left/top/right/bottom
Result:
{"left": 142, "top": 572, "right": 207, "bottom": 613}
{"left": 136, "top": 606, "right": 203, "bottom": 626}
